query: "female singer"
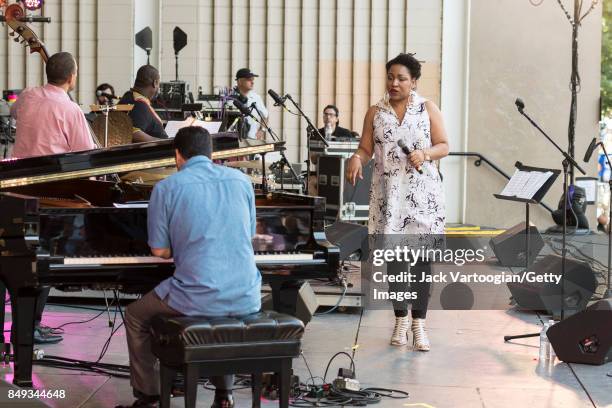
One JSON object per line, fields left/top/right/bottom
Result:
{"left": 347, "top": 53, "right": 449, "bottom": 351}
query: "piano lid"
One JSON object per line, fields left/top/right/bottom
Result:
{"left": 0, "top": 138, "right": 284, "bottom": 189}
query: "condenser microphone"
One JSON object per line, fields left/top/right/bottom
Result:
{"left": 267, "top": 89, "right": 287, "bottom": 107}
{"left": 398, "top": 139, "right": 423, "bottom": 175}
{"left": 96, "top": 90, "right": 117, "bottom": 100}
{"left": 515, "top": 98, "right": 525, "bottom": 113}
{"left": 233, "top": 99, "right": 253, "bottom": 117}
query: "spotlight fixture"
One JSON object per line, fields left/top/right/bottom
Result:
{"left": 22, "top": 0, "right": 43, "bottom": 11}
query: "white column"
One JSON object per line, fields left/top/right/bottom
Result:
{"left": 439, "top": 0, "right": 470, "bottom": 224}
{"left": 134, "top": 0, "right": 160, "bottom": 76}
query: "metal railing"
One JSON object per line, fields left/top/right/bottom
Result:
{"left": 448, "top": 152, "right": 554, "bottom": 214}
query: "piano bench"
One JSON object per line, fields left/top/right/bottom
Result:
{"left": 151, "top": 310, "right": 304, "bottom": 408}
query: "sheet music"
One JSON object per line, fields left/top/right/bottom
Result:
{"left": 164, "top": 118, "right": 222, "bottom": 138}
{"left": 499, "top": 169, "right": 554, "bottom": 200}
{"left": 113, "top": 202, "right": 149, "bottom": 208}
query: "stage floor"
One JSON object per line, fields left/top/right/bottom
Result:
{"left": 0, "top": 304, "right": 609, "bottom": 407}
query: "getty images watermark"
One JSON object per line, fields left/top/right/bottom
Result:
{"left": 360, "top": 234, "right": 595, "bottom": 311}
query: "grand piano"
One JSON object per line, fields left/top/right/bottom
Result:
{"left": 0, "top": 138, "right": 339, "bottom": 386}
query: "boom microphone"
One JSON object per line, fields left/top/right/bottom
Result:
{"left": 232, "top": 99, "right": 253, "bottom": 117}
{"left": 267, "top": 89, "right": 287, "bottom": 107}
{"left": 397, "top": 139, "right": 423, "bottom": 174}
{"left": 96, "top": 90, "right": 117, "bottom": 100}
{"left": 515, "top": 98, "right": 525, "bottom": 113}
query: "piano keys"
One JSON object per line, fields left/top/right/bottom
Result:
{"left": 0, "top": 139, "right": 339, "bottom": 386}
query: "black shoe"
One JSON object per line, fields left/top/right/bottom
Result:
{"left": 211, "top": 394, "right": 234, "bottom": 408}
{"left": 33, "top": 328, "right": 63, "bottom": 345}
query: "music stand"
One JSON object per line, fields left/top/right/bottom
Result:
{"left": 497, "top": 162, "right": 560, "bottom": 342}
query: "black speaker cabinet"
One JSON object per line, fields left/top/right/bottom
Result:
{"left": 262, "top": 281, "right": 318, "bottom": 325}
{"left": 490, "top": 222, "right": 544, "bottom": 267}
{"left": 547, "top": 299, "right": 612, "bottom": 365}
{"left": 506, "top": 255, "right": 597, "bottom": 315}
{"left": 325, "top": 221, "right": 369, "bottom": 261}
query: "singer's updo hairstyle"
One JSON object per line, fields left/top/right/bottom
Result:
{"left": 385, "top": 53, "right": 421, "bottom": 80}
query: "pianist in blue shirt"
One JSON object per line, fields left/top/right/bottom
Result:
{"left": 119, "top": 126, "right": 261, "bottom": 408}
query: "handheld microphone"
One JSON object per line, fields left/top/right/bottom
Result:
{"left": 96, "top": 90, "right": 117, "bottom": 100}
{"left": 233, "top": 99, "right": 253, "bottom": 117}
{"left": 583, "top": 138, "right": 599, "bottom": 163}
{"left": 268, "top": 89, "right": 287, "bottom": 107}
{"left": 398, "top": 139, "right": 423, "bottom": 174}
{"left": 515, "top": 98, "right": 525, "bottom": 113}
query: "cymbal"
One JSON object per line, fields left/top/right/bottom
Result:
{"left": 224, "top": 160, "right": 264, "bottom": 170}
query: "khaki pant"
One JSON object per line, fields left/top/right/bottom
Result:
{"left": 125, "top": 290, "right": 233, "bottom": 397}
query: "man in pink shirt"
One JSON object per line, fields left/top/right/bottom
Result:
{"left": 9, "top": 52, "right": 95, "bottom": 345}
{"left": 11, "top": 51, "right": 95, "bottom": 159}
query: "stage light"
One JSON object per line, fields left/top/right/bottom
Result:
{"left": 22, "top": 0, "right": 43, "bottom": 11}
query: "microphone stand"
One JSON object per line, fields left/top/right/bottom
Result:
{"left": 587, "top": 141, "right": 612, "bottom": 299}
{"left": 251, "top": 103, "right": 304, "bottom": 193}
{"left": 506, "top": 104, "right": 586, "bottom": 344}
{"left": 284, "top": 94, "right": 328, "bottom": 195}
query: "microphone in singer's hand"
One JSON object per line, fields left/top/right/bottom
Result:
{"left": 233, "top": 99, "right": 252, "bottom": 117}
{"left": 398, "top": 139, "right": 423, "bottom": 174}
{"left": 515, "top": 98, "right": 525, "bottom": 113}
{"left": 268, "top": 89, "right": 287, "bottom": 107}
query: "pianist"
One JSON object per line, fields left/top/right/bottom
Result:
{"left": 118, "top": 126, "right": 261, "bottom": 408}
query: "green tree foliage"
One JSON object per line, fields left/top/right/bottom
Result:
{"left": 603, "top": 0, "right": 612, "bottom": 117}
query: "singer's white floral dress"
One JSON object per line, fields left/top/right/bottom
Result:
{"left": 368, "top": 91, "right": 445, "bottom": 240}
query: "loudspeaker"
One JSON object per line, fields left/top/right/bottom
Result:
{"left": 325, "top": 221, "right": 369, "bottom": 261}
{"left": 507, "top": 255, "right": 597, "bottom": 315}
{"left": 135, "top": 27, "right": 152, "bottom": 52}
{"left": 173, "top": 26, "right": 188, "bottom": 54}
{"left": 262, "top": 281, "right": 318, "bottom": 325}
{"left": 547, "top": 299, "right": 612, "bottom": 365}
{"left": 490, "top": 222, "right": 544, "bottom": 267}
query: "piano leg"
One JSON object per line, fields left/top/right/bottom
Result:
{"left": 0, "top": 281, "right": 5, "bottom": 345}
{"left": 9, "top": 288, "right": 39, "bottom": 387}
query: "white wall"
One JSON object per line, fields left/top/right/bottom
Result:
{"left": 440, "top": 0, "right": 471, "bottom": 224}
{"left": 134, "top": 0, "right": 160, "bottom": 76}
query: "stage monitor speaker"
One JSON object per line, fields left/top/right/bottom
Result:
{"left": 325, "top": 221, "right": 369, "bottom": 261}
{"left": 490, "top": 222, "right": 544, "bottom": 267}
{"left": 506, "top": 255, "right": 597, "bottom": 316}
{"left": 547, "top": 299, "right": 612, "bottom": 365}
{"left": 262, "top": 281, "right": 318, "bottom": 325}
